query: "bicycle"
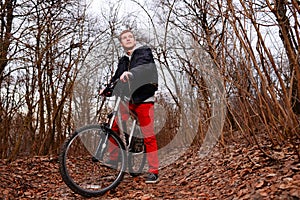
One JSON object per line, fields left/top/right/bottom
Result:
{"left": 59, "top": 80, "right": 147, "bottom": 197}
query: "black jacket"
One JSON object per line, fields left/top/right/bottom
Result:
{"left": 110, "top": 45, "right": 158, "bottom": 103}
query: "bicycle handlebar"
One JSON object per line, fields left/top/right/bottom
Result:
{"left": 101, "top": 78, "right": 131, "bottom": 100}
{"left": 101, "top": 79, "right": 119, "bottom": 97}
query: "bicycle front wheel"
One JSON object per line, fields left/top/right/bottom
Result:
{"left": 59, "top": 124, "right": 126, "bottom": 197}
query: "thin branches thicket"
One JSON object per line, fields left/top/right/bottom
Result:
{"left": 153, "top": 0, "right": 300, "bottom": 159}
{"left": 1, "top": 0, "right": 299, "bottom": 161}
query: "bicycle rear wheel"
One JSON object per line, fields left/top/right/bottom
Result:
{"left": 128, "top": 125, "right": 147, "bottom": 176}
{"left": 59, "top": 124, "right": 126, "bottom": 197}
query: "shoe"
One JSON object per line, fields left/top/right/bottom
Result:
{"left": 145, "top": 173, "right": 159, "bottom": 183}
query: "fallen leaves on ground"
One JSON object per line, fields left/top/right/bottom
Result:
{"left": 1, "top": 133, "right": 300, "bottom": 199}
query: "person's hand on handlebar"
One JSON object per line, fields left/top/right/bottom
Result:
{"left": 120, "top": 71, "right": 133, "bottom": 83}
{"left": 99, "top": 86, "right": 112, "bottom": 97}
{"left": 99, "top": 88, "right": 105, "bottom": 95}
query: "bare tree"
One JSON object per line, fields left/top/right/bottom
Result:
{"left": 0, "top": 0, "right": 15, "bottom": 81}
{"left": 0, "top": 0, "right": 17, "bottom": 158}
{"left": 152, "top": 0, "right": 300, "bottom": 159}
{"left": 2, "top": 0, "right": 299, "bottom": 161}
{"left": 0, "top": 0, "right": 105, "bottom": 159}
{"left": 267, "top": 0, "right": 300, "bottom": 114}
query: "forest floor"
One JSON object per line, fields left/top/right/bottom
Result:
{"left": 1, "top": 131, "right": 300, "bottom": 200}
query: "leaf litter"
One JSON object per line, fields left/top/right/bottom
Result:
{"left": 0, "top": 133, "right": 299, "bottom": 200}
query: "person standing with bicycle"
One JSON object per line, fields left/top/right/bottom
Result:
{"left": 100, "top": 29, "right": 159, "bottom": 183}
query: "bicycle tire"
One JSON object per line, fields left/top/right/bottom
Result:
{"left": 59, "top": 124, "right": 126, "bottom": 197}
{"left": 128, "top": 125, "right": 147, "bottom": 176}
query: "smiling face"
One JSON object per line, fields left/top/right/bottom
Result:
{"left": 119, "top": 31, "right": 136, "bottom": 52}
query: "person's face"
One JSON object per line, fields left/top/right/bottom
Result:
{"left": 120, "top": 32, "right": 136, "bottom": 51}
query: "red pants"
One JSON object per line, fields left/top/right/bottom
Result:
{"left": 109, "top": 102, "right": 159, "bottom": 174}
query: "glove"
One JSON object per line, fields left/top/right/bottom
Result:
{"left": 99, "top": 87, "right": 113, "bottom": 97}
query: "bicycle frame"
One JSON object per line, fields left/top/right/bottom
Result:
{"left": 99, "top": 95, "right": 139, "bottom": 154}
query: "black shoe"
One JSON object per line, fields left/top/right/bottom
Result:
{"left": 145, "top": 173, "right": 159, "bottom": 184}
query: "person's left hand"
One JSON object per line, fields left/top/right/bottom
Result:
{"left": 120, "top": 71, "right": 133, "bottom": 82}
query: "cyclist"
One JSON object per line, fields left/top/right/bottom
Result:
{"left": 100, "top": 29, "right": 159, "bottom": 183}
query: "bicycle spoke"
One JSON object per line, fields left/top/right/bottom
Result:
{"left": 59, "top": 125, "right": 126, "bottom": 197}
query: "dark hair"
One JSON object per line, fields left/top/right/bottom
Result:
{"left": 119, "top": 30, "right": 135, "bottom": 41}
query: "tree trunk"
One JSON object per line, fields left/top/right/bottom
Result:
{"left": 271, "top": 0, "right": 300, "bottom": 114}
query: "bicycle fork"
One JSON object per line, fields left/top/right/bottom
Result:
{"left": 92, "top": 131, "right": 109, "bottom": 162}
{"left": 92, "top": 97, "right": 122, "bottom": 162}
